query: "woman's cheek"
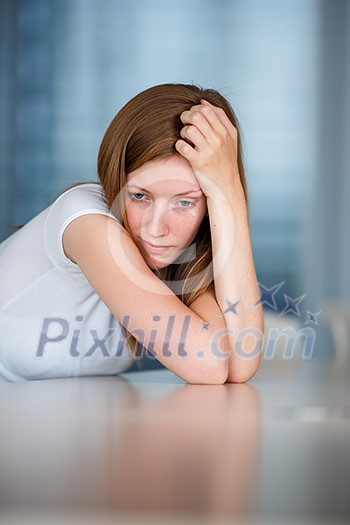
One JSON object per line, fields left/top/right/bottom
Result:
{"left": 173, "top": 210, "right": 203, "bottom": 242}
{"left": 125, "top": 203, "right": 143, "bottom": 230}
{"left": 171, "top": 211, "right": 195, "bottom": 230}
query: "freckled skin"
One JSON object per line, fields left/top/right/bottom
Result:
{"left": 125, "top": 154, "right": 207, "bottom": 269}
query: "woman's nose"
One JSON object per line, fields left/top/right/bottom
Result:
{"left": 144, "top": 204, "right": 169, "bottom": 237}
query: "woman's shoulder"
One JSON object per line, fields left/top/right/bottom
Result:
{"left": 44, "top": 182, "right": 121, "bottom": 267}
{"left": 54, "top": 181, "right": 104, "bottom": 203}
{"left": 62, "top": 212, "right": 124, "bottom": 264}
{"left": 48, "top": 181, "right": 117, "bottom": 222}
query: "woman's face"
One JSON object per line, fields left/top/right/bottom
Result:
{"left": 125, "top": 154, "right": 207, "bottom": 269}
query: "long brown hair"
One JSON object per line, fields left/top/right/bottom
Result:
{"left": 11, "top": 83, "right": 249, "bottom": 366}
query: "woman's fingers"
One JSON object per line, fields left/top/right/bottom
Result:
{"left": 174, "top": 138, "right": 197, "bottom": 163}
{"left": 180, "top": 106, "right": 214, "bottom": 142}
{"left": 200, "top": 100, "right": 238, "bottom": 139}
{"left": 180, "top": 102, "right": 227, "bottom": 139}
{"left": 181, "top": 100, "right": 237, "bottom": 142}
{"left": 176, "top": 100, "right": 238, "bottom": 173}
{"left": 179, "top": 124, "right": 207, "bottom": 150}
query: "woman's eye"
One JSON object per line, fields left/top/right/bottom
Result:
{"left": 128, "top": 193, "right": 195, "bottom": 209}
{"left": 129, "top": 192, "right": 147, "bottom": 201}
{"left": 178, "top": 200, "right": 195, "bottom": 209}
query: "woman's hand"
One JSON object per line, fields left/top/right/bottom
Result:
{"left": 175, "top": 99, "right": 241, "bottom": 198}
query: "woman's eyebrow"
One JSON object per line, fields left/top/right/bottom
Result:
{"left": 126, "top": 185, "right": 203, "bottom": 197}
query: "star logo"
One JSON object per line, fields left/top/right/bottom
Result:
{"left": 304, "top": 310, "right": 322, "bottom": 325}
{"left": 223, "top": 299, "right": 240, "bottom": 315}
{"left": 254, "top": 281, "right": 285, "bottom": 310}
{"left": 200, "top": 321, "right": 210, "bottom": 331}
{"left": 279, "top": 293, "right": 306, "bottom": 317}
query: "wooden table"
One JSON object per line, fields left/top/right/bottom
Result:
{"left": 0, "top": 360, "right": 349, "bottom": 525}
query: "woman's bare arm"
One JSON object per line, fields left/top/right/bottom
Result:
{"left": 206, "top": 181, "right": 264, "bottom": 382}
{"left": 63, "top": 213, "right": 229, "bottom": 385}
{"left": 175, "top": 99, "right": 264, "bottom": 383}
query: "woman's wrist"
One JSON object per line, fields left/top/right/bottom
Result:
{"left": 206, "top": 182, "right": 247, "bottom": 227}
{"left": 206, "top": 174, "right": 245, "bottom": 206}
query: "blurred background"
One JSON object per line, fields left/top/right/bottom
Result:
{"left": 0, "top": 0, "right": 349, "bottom": 371}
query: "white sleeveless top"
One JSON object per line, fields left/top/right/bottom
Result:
{"left": 0, "top": 183, "right": 135, "bottom": 382}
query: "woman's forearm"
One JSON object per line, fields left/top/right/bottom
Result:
{"left": 207, "top": 178, "right": 264, "bottom": 382}
{"left": 174, "top": 97, "right": 264, "bottom": 381}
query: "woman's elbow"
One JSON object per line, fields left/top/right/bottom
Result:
{"left": 226, "top": 364, "right": 259, "bottom": 384}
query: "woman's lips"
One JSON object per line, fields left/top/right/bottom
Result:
{"left": 142, "top": 240, "right": 171, "bottom": 254}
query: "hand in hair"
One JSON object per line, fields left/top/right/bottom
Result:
{"left": 175, "top": 99, "right": 241, "bottom": 199}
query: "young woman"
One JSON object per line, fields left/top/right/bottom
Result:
{"left": 0, "top": 83, "right": 264, "bottom": 384}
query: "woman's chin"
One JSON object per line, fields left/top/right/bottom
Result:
{"left": 145, "top": 254, "right": 169, "bottom": 270}
{"left": 145, "top": 249, "right": 178, "bottom": 266}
